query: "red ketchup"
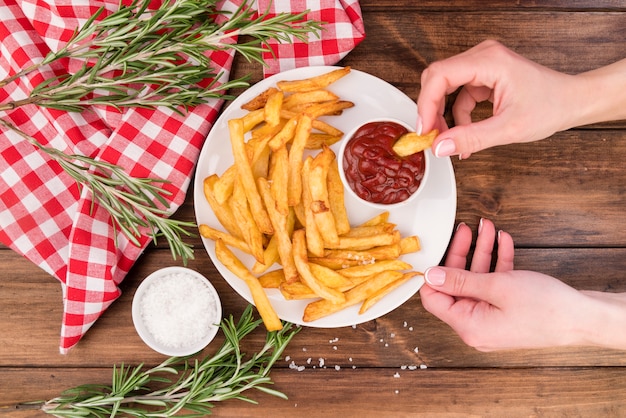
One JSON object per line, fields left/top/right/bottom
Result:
{"left": 342, "top": 121, "right": 425, "bottom": 205}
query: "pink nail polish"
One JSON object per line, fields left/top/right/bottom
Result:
{"left": 434, "top": 139, "right": 456, "bottom": 158}
{"left": 425, "top": 267, "right": 446, "bottom": 286}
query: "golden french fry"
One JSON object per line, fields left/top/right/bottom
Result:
{"left": 203, "top": 175, "right": 242, "bottom": 239}
{"left": 229, "top": 180, "right": 264, "bottom": 263}
{"left": 309, "top": 262, "right": 353, "bottom": 288}
{"left": 280, "top": 280, "right": 317, "bottom": 300}
{"left": 359, "top": 271, "right": 422, "bottom": 314}
{"left": 338, "top": 259, "right": 412, "bottom": 278}
{"left": 277, "top": 66, "right": 351, "bottom": 92}
{"left": 301, "top": 157, "right": 325, "bottom": 257}
{"left": 303, "top": 270, "right": 403, "bottom": 322}
{"left": 228, "top": 118, "right": 273, "bottom": 235}
{"left": 241, "top": 87, "right": 280, "bottom": 111}
{"left": 215, "top": 239, "right": 282, "bottom": 331}
{"left": 241, "top": 108, "right": 265, "bottom": 132}
{"left": 258, "top": 177, "right": 299, "bottom": 283}
{"left": 309, "top": 146, "right": 339, "bottom": 246}
{"left": 281, "top": 109, "right": 344, "bottom": 136}
{"left": 340, "top": 224, "right": 395, "bottom": 238}
{"left": 268, "top": 116, "right": 298, "bottom": 151}
{"left": 213, "top": 165, "right": 237, "bottom": 205}
{"left": 305, "top": 133, "right": 343, "bottom": 149}
{"left": 264, "top": 90, "right": 284, "bottom": 126}
{"left": 326, "top": 230, "right": 401, "bottom": 251}
{"left": 359, "top": 211, "right": 390, "bottom": 227}
{"left": 283, "top": 89, "right": 339, "bottom": 109}
{"left": 269, "top": 145, "right": 289, "bottom": 215}
{"left": 300, "top": 100, "right": 354, "bottom": 119}
{"left": 327, "top": 158, "right": 350, "bottom": 235}
{"left": 251, "top": 234, "right": 280, "bottom": 275}
{"left": 258, "top": 269, "right": 285, "bottom": 288}
{"left": 391, "top": 129, "right": 438, "bottom": 157}
{"left": 199, "top": 224, "right": 250, "bottom": 255}
{"left": 400, "top": 236, "right": 421, "bottom": 254}
{"left": 309, "top": 244, "right": 402, "bottom": 269}
{"left": 287, "top": 114, "right": 312, "bottom": 207}
{"left": 292, "top": 229, "right": 345, "bottom": 303}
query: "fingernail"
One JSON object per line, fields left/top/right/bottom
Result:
{"left": 478, "top": 218, "right": 484, "bottom": 234}
{"left": 497, "top": 229, "right": 502, "bottom": 243}
{"left": 416, "top": 114, "right": 423, "bottom": 135}
{"left": 456, "top": 221, "right": 466, "bottom": 232}
{"left": 425, "top": 267, "right": 446, "bottom": 286}
{"left": 434, "top": 138, "right": 456, "bottom": 158}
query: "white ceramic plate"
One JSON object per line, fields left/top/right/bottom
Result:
{"left": 193, "top": 66, "right": 457, "bottom": 327}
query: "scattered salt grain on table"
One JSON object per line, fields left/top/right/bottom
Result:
{"left": 139, "top": 272, "right": 217, "bottom": 349}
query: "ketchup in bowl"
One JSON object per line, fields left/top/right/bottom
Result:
{"left": 342, "top": 120, "right": 426, "bottom": 205}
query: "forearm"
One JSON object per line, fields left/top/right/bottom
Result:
{"left": 577, "top": 290, "right": 626, "bottom": 350}
{"left": 568, "top": 59, "right": 626, "bottom": 128}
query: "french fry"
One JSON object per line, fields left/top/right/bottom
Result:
{"left": 199, "top": 224, "right": 250, "bottom": 255}
{"left": 268, "top": 117, "right": 298, "bottom": 151}
{"left": 359, "top": 211, "right": 390, "bottom": 227}
{"left": 280, "top": 109, "right": 344, "bottom": 136}
{"left": 258, "top": 269, "right": 285, "bottom": 288}
{"left": 309, "top": 146, "right": 339, "bottom": 246}
{"left": 305, "top": 133, "right": 343, "bottom": 149}
{"left": 303, "top": 270, "right": 403, "bottom": 322}
{"left": 203, "top": 175, "right": 242, "bottom": 239}
{"left": 327, "top": 230, "right": 401, "bottom": 251}
{"left": 277, "top": 66, "right": 351, "bottom": 92}
{"left": 282, "top": 89, "right": 339, "bottom": 109}
{"left": 400, "top": 236, "right": 421, "bottom": 254}
{"left": 280, "top": 280, "right": 317, "bottom": 300}
{"left": 229, "top": 180, "right": 265, "bottom": 263}
{"left": 301, "top": 157, "right": 325, "bottom": 257}
{"left": 269, "top": 145, "right": 289, "bottom": 215}
{"left": 327, "top": 158, "right": 350, "bottom": 235}
{"left": 292, "top": 229, "right": 345, "bottom": 303}
{"left": 258, "top": 177, "right": 299, "bottom": 283}
{"left": 213, "top": 165, "right": 237, "bottom": 205}
{"left": 359, "top": 271, "right": 422, "bottom": 314}
{"left": 228, "top": 118, "right": 273, "bottom": 235}
{"left": 241, "top": 87, "right": 280, "bottom": 111}
{"left": 215, "top": 239, "right": 282, "bottom": 331}
{"left": 391, "top": 129, "right": 438, "bottom": 157}
{"left": 338, "top": 259, "right": 412, "bottom": 278}
{"left": 264, "top": 90, "right": 283, "bottom": 126}
{"left": 309, "top": 244, "right": 402, "bottom": 269}
{"left": 287, "top": 114, "right": 312, "bottom": 207}
{"left": 309, "top": 262, "right": 353, "bottom": 288}
{"left": 241, "top": 108, "right": 265, "bottom": 132}
{"left": 340, "top": 224, "right": 395, "bottom": 238}
{"left": 252, "top": 234, "right": 280, "bottom": 274}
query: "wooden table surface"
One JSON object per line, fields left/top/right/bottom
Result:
{"left": 2, "top": 1, "right": 626, "bottom": 417}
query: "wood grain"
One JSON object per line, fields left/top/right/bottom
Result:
{"left": 2, "top": 2, "right": 626, "bottom": 416}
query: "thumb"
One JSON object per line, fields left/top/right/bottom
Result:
{"left": 424, "top": 266, "right": 497, "bottom": 301}
{"left": 433, "top": 116, "right": 510, "bottom": 158}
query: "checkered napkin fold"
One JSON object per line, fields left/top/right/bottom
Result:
{"left": 0, "top": 0, "right": 365, "bottom": 353}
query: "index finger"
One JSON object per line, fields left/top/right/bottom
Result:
{"left": 417, "top": 40, "right": 502, "bottom": 133}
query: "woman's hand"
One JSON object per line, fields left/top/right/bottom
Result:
{"left": 417, "top": 40, "right": 585, "bottom": 159}
{"left": 419, "top": 219, "right": 616, "bottom": 351}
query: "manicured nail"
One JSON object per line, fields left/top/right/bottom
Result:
{"left": 497, "top": 229, "right": 502, "bottom": 243}
{"left": 434, "top": 138, "right": 456, "bottom": 158}
{"left": 478, "top": 218, "right": 484, "bottom": 234}
{"left": 456, "top": 221, "right": 466, "bottom": 232}
{"left": 425, "top": 267, "right": 446, "bottom": 286}
{"left": 416, "top": 114, "right": 423, "bottom": 135}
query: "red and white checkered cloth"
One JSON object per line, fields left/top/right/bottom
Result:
{"left": 0, "top": 0, "right": 364, "bottom": 353}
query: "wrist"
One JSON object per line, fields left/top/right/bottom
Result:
{"left": 569, "top": 59, "right": 626, "bottom": 128}
{"left": 577, "top": 291, "right": 626, "bottom": 350}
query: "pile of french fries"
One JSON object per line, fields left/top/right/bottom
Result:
{"left": 199, "top": 67, "right": 423, "bottom": 331}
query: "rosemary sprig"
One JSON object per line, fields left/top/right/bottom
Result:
{"left": 0, "top": 0, "right": 323, "bottom": 263}
{"left": 40, "top": 305, "right": 300, "bottom": 417}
